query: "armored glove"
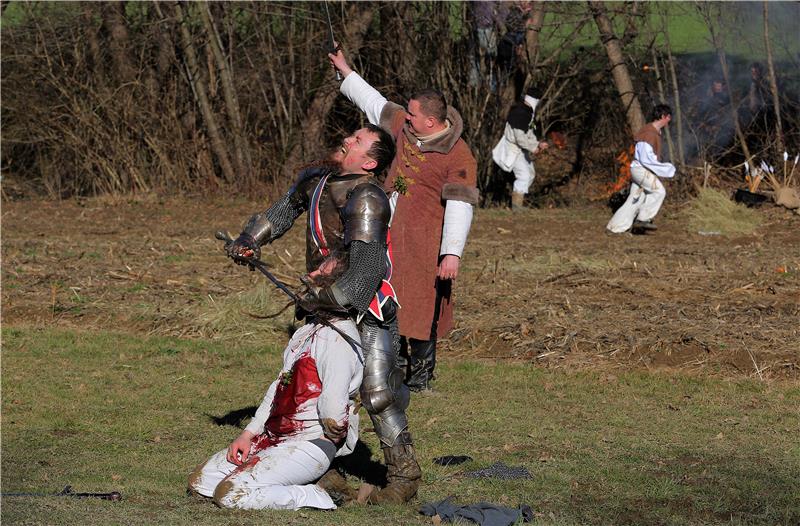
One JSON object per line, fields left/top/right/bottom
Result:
{"left": 226, "top": 233, "right": 261, "bottom": 265}
{"left": 295, "top": 278, "right": 349, "bottom": 320}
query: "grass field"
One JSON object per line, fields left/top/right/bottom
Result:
{"left": 2, "top": 327, "right": 798, "bottom": 525}
{"left": 2, "top": 194, "right": 799, "bottom": 525}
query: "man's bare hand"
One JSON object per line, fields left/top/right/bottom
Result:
{"left": 321, "top": 418, "right": 346, "bottom": 443}
{"left": 226, "top": 431, "right": 255, "bottom": 466}
{"left": 437, "top": 254, "right": 461, "bottom": 281}
{"left": 328, "top": 48, "right": 353, "bottom": 78}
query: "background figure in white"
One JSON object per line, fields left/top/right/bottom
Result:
{"left": 607, "top": 105, "right": 676, "bottom": 234}
{"left": 492, "top": 87, "right": 549, "bottom": 210}
{"left": 188, "top": 320, "right": 363, "bottom": 510}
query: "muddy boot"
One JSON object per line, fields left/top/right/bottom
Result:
{"left": 406, "top": 339, "right": 436, "bottom": 392}
{"left": 632, "top": 219, "right": 657, "bottom": 231}
{"left": 366, "top": 434, "right": 422, "bottom": 504}
{"left": 511, "top": 192, "right": 525, "bottom": 211}
{"left": 316, "top": 469, "right": 358, "bottom": 506}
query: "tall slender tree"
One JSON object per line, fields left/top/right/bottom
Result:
{"left": 589, "top": 1, "right": 645, "bottom": 134}
{"left": 762, "top": 2, "right": 785, "bottom": 156}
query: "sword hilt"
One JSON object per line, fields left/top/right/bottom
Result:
{"left": 215, "top": 230, "right": 234, "bottom": 243}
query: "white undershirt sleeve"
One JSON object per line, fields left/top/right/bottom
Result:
{"left": 512, "top": 127, "right": 540, "bottom": 154}
{"left": 244, "top": 379, "right": 279, "bottom": 435}
{"left": 340, "top": 72, "right": 388, "bottom": 126}
{"left": 440, "top": 200, "right": 473, "bottom": 257}
{"left": 634, "top": 141, "right": 676, "bottom": 179}
{"left": 314, "top": 331, "right": 361, "bottom": 430}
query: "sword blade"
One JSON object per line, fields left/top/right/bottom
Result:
{"left": 323, "top": 1, "right": 342, "bottom": 80}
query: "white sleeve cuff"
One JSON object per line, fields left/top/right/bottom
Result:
{"left": 440, "top": 200, "right": 473, "bottom": 257}
{"left": 340, "top": 72, "right": 387, "bottom": 126}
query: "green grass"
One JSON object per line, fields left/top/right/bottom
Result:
{"left": 2, "top": 327, "right": 799, "bottom": 525}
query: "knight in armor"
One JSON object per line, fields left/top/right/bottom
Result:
{"left": 225, "top": 124, "right": 421, "bottom": 505}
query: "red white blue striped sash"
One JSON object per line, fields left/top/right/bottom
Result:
{"left": 308, "top": 174, "right": 330, "bottom": 256}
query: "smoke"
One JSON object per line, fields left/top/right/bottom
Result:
{"left": 657, "top": 1, "right": 800, "bottom": 164}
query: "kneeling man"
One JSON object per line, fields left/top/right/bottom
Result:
{"left": 187, "top": 318, "right": 363, "bottom": 510}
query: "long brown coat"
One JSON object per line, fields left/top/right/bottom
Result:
{"left": 380, "top": 103, "right": 478, "bottom": 340}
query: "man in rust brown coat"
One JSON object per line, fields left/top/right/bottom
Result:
{"left": 329, "top": 50, "right": 479, "bottom": 392}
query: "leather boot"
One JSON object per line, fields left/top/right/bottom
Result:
{"left": 511, "top": 192, "right": 525, "bottom": 211}
{"left": 406, "top": 339, "right": 436, "bottom": 391}
{"left": 316, "top": 469, "right": 358, "bottom": 506}
{"left": 366, "top": 434, "right": 422, "bottom": 504}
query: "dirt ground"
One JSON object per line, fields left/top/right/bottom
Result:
{"left": 2, "top": 195, "right": 798, "bottom": 380}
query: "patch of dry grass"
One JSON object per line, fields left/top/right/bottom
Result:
{"left": 683, "top": 187, "right": 762, "bottom": 237}
{"left": 189, "top": 283, "right": 295, "bottom": 340}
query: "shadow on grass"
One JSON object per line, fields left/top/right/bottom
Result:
{"left": 331, "top": 440, "right": 387, "bottom": 487}
{"left": 206, "top": 406, "right": 258, "bottom": 428}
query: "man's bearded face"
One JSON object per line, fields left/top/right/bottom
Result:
{"left": 330, "top": 128, "right": 377, "bottom": 174}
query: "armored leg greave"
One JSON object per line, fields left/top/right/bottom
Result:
{"left": 359, "top": 302, "right": 421, "bottom": 504}
{"left": 359, "top": 306, "right": 410, "bottom": 447}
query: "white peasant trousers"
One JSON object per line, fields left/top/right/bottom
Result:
{"left": 189, "top": 440, "right": 335, "bottom": 510}
{"left": 606, "top": 165, "right": 666, "bottom": 233}
{"left": 511, "top": 154, "right": 536, "bottom": 195}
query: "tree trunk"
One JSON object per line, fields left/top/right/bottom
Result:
{"left": 175, "top": 2, "right": 235, "bottom": 185}
{"left": 650, "top": 47, "right": 675, "bottom": 162}
{"left": 762, "top": 2, "right": 785, "bottom": 156}
{"left": 81, "top": 6, "right": 102, "bottom": 75}
{"left": 283, "top": 6, "right": 375, "bottom": 177}
{"left": 200, "top": 3, "right": 253, "bottom": 185}
{"left": 523, "top": 1, "right": 546, "bottom": 88}
{"left": 101, "top": 2, "right": 136, "bottom": 84}
{"left": 589, "top": 0, "right": 645, "bottom": 134}
{"left": 661, "top": 12, "right": 685, "bottom": 166}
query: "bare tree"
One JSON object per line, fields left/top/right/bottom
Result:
{"left": 762, "top": 1, "right": 785, "bottom": 156}
{"left": 174, "top": 1, "right": 235, "bottom": 185}
{"left": 660, "top": 9, "right": 686, "bottom": 166}
{"left": 522, "top": 1, "right": 546, "bottom": 88}
{"left": 589, "top": 1, "right": 646, "bottom": 134}
{"left": 101, "top": 2, "right": 136, "bottom": 84}
{"left": 200, "top": 3, "right": 253, "bottom": 185}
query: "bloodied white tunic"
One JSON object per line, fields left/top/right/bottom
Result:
{"left": 189, "top": 320, "right": 363, "bottom": 510}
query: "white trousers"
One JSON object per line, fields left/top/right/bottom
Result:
{"left": 606, "top": 165, "right": 666, "bottom": 233}
{"left": 189, "top": 440, "right": 335, "bottom": 510}
{"left": 511, "top": 154, "right": 536, "bottom": 195}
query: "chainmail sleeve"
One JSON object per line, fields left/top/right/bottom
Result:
{"left": 242, "top": 169, "right": 317, "bottom": 244}
{"left": 333, "top": 240, "right": 388, "bottom": 314}
{"left": 263, "top": 191, "right": 306, "bottom": 239}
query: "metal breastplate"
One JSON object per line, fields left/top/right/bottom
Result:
{"left": 304, "top": 173, "right": 376, "bottom": 272}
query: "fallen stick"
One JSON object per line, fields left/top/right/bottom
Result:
{"left": 2, "top": 485, "right": 121, "bottom": 501}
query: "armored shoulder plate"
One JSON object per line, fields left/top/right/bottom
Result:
{"left": 342, "top": 182, "right": 390, "bottom": 245}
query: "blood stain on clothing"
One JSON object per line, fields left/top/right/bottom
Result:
{"left": 251, "top": 352, "right": 322, "bottom": 453}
